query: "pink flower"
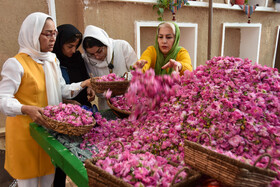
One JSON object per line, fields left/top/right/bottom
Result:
{"left": 43, "top": 103, "right": 93, "bottom": 126}
{"left": 104, "top": 166, "right": 113, "bottom": 175}
{"left": 80, "top": 56, "right": 280, "bottom": 185}
{"left": 104, "top": 89, "right": 112, "bottom": 99}
{"left": 161, "top": 141, "right": 171, "bottom": 149}
{"left": 228, "top": 135, "right": 243, "bottom": 148}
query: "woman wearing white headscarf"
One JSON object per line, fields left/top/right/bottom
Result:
{"left": 82, "top": 25, "right": 137, "bottom": 110}
{"left": 0, "top": 12, "right": 93, "bottom": 187}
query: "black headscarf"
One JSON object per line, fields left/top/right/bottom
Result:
{"left": 53, "top": 24, "right": 91, "bottom": 106}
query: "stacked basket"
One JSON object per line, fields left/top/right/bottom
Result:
{"left": 184, "top": 133, "right": 278, "bottom": 187}
{"left": 85, "top": 141, "right": 201, "bottom": 187}
{"left": 106, "top": 99, "right": 131, "bottom": 118}
{"left": 42, "top": 114, "right": 95, "bottom": 136}
{"left": 91, "top": 76, "right": 130, "bottom": 96}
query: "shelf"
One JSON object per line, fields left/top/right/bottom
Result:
{"left": 0, "top": 127, "right": 5, "bottom": 137}
{"left": 221, "top": 23, "right": 262, "bottom": 63}
{"left": 106, "top": 0, "right": 278, "bottom": 12}
{"left": 273, "top": 25, "right": 280, "bottom": 70}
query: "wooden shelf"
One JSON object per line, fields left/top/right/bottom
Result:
{"left": 273, "top": 26, "right": 280, "bottom": 69}
{"left": 221, "top": 23, "right": 262, "bottom": 63}
{"left": 0, "top": 127, "right": 5, "bottom": 137}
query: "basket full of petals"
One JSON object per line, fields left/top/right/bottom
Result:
{"left": 91, "top": 73, "right": 130, "bottom": 96}
{"left": 85, "top": 141, "right": 201, "bottom": 187}
{"left": 42, "top": 103, "right": 95, "bottom": 136}
{"left": 184, "top": 132, "right": 278, "bottom": 187}
{"left": 106, "top": 96, "right": 132, "bottom": 118}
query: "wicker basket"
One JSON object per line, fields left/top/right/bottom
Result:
{"left": 184, "top": 132, "right": 278, "bottom": 187}
{"left": 107, "top": 99, "right": 131, "bottom": 118}
{"left": 90, "top": 76, "right": 130, "bottom": 96}
{"left": 85, "top": 141, "right": 201, "bottom": 187}
{"left": 42, "top": 114, "right": 95, "bottom": 136}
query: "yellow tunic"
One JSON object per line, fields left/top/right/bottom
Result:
{"left": 140, "top": 46, "right": 193, "bottom": 75}
{"left": 5, "top": 53, "right": 55, "bottom": 179}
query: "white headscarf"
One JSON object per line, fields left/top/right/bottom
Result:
{"left": 82, "top": 25, "right": 114, "bottom": 74}
{"left": 18, "top": 12, "right": 62, "bottom": 105}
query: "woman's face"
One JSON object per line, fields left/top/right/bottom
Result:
{"left": 62, "top": 38, "right": 80, "bottom": 58}
{"left": 86, "top": 46, "right": 107, "bottom": 61}
{"left": 39, "top": 19, "right": 57, "bottom": 52}
{"left": 157, "top": 26, "right": 175, "bottom": 56}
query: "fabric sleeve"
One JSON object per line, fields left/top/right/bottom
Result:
{"left": 60, "top": 81, "right": 83, "bottom": 99}
{"left": 176, "top": 47, "right": 193, "bottom": 74}
{"left": 0, "top": 58, "right": 24, "bottom": 116}
{"left": 121, "top": 40, "right": 138, "bottom": 71}
{"left": 139, "top": 46, "right": 157, "bottom": 73}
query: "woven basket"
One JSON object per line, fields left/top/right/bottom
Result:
{"left": 42, "top": 114, "right": 95, "bottom": 136}
{"left": 107, "top": 99, "right": 131, "bottom": 118}
{"left": 90, "top": 76, "right": 130, "bottom": 96}
{"left": 85, "top": 141, "right": 201, "bottom": 187}
{"left": 184, "top": 132, "right": 278, "bottom": 187}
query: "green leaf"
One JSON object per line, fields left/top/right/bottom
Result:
{"left": 129, "top": 65, "right": 135, "bottom": 70}
{"left": 159, "top": 7, "right": 164, "bottom": 14}
{"left": 157, "top": 10, "right": 162, "bottom": 16}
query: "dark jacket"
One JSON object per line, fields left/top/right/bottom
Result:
{"left": 53, "top": 24, "right": 91, "bottom": 107}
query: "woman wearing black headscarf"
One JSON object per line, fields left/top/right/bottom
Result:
{"left": 52, "top": 24, "right": 93, "bottom": 186}
{"left": 53, "top": 24, "right": 92, "bottom": 107}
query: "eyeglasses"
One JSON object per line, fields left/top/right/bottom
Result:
{"left": 87, "top": 46, "right": 105, "bottom": 58}
{"left": 41, "top": 31, "right": 58, "bottom": 39}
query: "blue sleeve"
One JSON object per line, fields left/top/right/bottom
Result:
{"left": 60, "top": 66, "right": 70, "bottom": 84}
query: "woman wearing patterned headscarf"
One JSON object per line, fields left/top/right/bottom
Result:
{"left": 0, "top": 12, "right": 93, "bottom": 187}
{"left": 134, "top": 22, "right": 192, "bottom": 75}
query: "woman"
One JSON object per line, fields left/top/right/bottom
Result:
{"left": 0, "top": 12, "right": 93, "bottom": 187}
{"left": 82, "top": 25, "right": 137, "bottom": 110}
{"left": 52, "top": 24, "right": 93, "bottom": 187}
{"left": 53, "top": 24, "right": 92, "bottom": 107}
{"left": 134, "top": 22, "right": 192, "bottom": 75}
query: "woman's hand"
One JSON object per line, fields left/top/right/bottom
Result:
{"left": 87, "top": 86, "right": 95, "bottom": 102}
{"left": 133, "top": 60, "right": 147, "bottom": 69}
{"left": 161, "top": 59, "right": 182, "bottom": 72}
{"left": 21, "top": 105, "right": 48, "bottom": 127}
{"left": 81, "top": 78, "right": 95, "bottom": 102}
{"left": 81, "top": 79, "right": 91, "bottom": 88}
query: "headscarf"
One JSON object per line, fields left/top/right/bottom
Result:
{"left": 154, "top": 22, "right": 182, "bottom": 75}
{"left": 18, "top": 12, "right": 62, "bottom": 105}
{"left": 53, "top": 24, "right": 91, "bottom": 106}
{"left": 82, "top": 25, "right": 113, "bottom": 75}
{"left": 53, "top": 24, "right": 87, "bottom": 81}
{"left": 53, "top": 24, "right": 82, "bottom": 64}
